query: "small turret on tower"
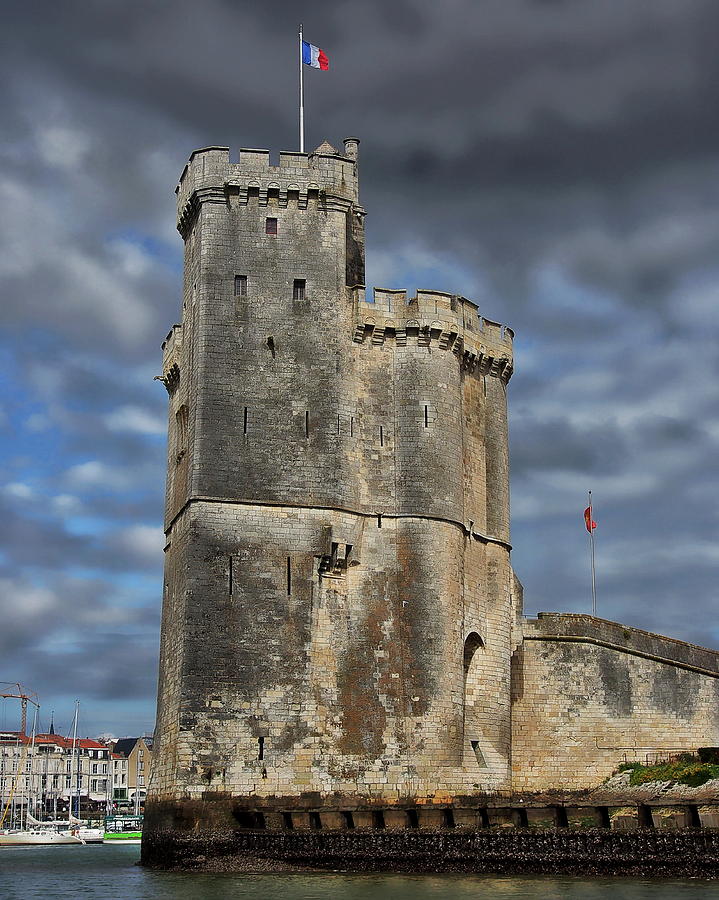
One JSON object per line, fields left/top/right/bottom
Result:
{"left": 343, "top": 136, "right": 360, "bottom": 161}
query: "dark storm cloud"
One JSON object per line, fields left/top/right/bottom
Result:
{"left": 0, "top": 493, "right": 163, "bottom": 574}
{"left": 13, "top": 634, "right": 160, "bottom": 705}
{"left": 1, "top": 0, "right": 718, "bottom": 732}
{"left": 510, "top": 417, "right": 630, "bottom": 476}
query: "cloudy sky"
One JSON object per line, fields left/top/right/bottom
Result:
{"left": 1, "top": 0, "right": 718, "bottom": 738}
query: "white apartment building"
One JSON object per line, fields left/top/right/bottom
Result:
{"left": 0, "top": 731, "right": 111, "bottom": 815}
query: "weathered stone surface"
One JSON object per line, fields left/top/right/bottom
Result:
{"left": 146, "top": 138, "right": 719, "bottom": 869}
{"left": 141, "top": 826, "right": 719, "bottom": 877}
{"left": 150, "top": 139, "right": 517, "bottom": 824}
{"left": 512, "top": 615, "right": 719, "bottom": 792}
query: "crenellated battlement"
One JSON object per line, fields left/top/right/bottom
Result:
{"left": 351, "top": 286, "right": 513, "bottom": 380}
{"left": 152, "top": 135, "right": 521, "bottom": 848}
{"left": 150, "top": 134, "right": 719, "bottom": 872}
{"left": 176, "top": 139, "right": 361, "bottom": 236}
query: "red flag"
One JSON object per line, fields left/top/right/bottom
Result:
{"left": 584, "top": 507, "right": 597, "bottom": 533}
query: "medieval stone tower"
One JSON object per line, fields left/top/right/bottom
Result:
{"left": 149, "top": 137, "right": 520, "bottom": 832}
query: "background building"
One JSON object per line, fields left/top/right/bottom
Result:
{"left": 111, "top": 737, "right": 153, "bottom": 810}
{"left": 0, "top": 731, "right": 110, "bottom": 816}
{"left": 110, "top": 751, "right": 128, "bottom": 805}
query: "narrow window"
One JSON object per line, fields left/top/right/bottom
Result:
{"left": 379, "top": 425, "right": 384, "bottom": 447}
{"left": 229, "top": 556, "right": 233, "bottom": 596}
{"left": 257, "top": 737, "right": 264, "bottom": 761}
{"left": 337, "top": 414, "right": 341, "bottom": 434}
{"left": 350, "top": 416, "right": 354, "bottom": 437}
{"left": 305, "top": 410, "right": 309, "bottom": 438}
{"left": 424, "top": 405, "right": 429, "bottom": 428}
{"left": 176, "top": 404, "right": 188, "bottom": 441}
{"left": 234, "top": 275, "right": 247, "bottom": 297}
{"left": 470, "top": 739, "right": 486, "bottom": 767}
{"left": 265, "top": 217, "right": 277, "bottom": 235}
{"left": 175, "top": 404, "right": 189, "bottom": 463}
{"left": 243, "top": 406, "right": 248, "bottom": 435}
{"left": 377, "top": 514, "right": 382, "bottom": 529}
{"left": 292, "top": 278, "right": 306, "bottom": 302}
{"left": 286, "top": 557, "right": 292, "bottom": 596}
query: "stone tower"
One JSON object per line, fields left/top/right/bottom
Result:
{"left": 148, "top": 138, "right": 519, "bottom": 835}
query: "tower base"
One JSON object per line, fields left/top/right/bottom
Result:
{"left": 141, "top": 819, "right": 719, "bottom": 877}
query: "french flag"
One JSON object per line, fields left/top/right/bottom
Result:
{"left": 302, "top": 40, "right": 329, "bottom": 70}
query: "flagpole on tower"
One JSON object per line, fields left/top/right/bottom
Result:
{"left": 299, "top": 23, "right": 305, "bottom": 153}
{"left": 588, "top": 490, "right": 597, "bottom": 617}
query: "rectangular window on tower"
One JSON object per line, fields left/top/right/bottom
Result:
{"left": 292, "top": 279, "right": 306, "bottom": 302}
{"left": 234, "top": 275, "right": 248, "bottom": 297}
{"left": 265, "top": 217, "right": 278, "bottom": 235}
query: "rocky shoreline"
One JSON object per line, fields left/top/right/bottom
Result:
{"left": 141, "top": 827, "right": 719, "bottom": 877}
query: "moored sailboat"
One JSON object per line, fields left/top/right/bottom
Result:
{"left": 0, "top": 696, "right": 91, "bottom": 846}
{"left": 0, "top": 826, "right": 85, "bottom": 846}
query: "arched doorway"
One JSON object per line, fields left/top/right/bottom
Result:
{"left": 463, "top": 631, "right": 487, "bottom": 768}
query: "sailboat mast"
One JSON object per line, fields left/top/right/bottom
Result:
{"left": 13, "top": 733, "right": 20, "bottom": 829}
{"left": 27, "top": 704, "right": 39, "bottom": 827}
{"left": 69, "top": 701, "right": 79, "bottom": 821}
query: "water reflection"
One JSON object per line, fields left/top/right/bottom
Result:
{"left": 0, "top": 845, "right": 714, "bottom": 900}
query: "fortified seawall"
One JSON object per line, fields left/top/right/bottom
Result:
{"left": 142, "top": 827, "right": 719, "bottom": 877}
{"left": 145, "top": 137, "right": 719, "bottom": 874}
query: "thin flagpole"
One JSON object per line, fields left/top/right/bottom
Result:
{"left": 299, "top": 24, "right": 305, "bottom": 153}
{"left": 588, "top": 490, "right": 597, "bottom": 617}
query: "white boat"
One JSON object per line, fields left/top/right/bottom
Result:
{"left": 0, "top": 699, "right": 88, "bottom": 846}
{"left": 0, "top": 827, "right": 84, "bottom": 845}
{"left": 71, "top": 826, "right": 104, "bottom": 843}
{"left": 26, "top": 812, "right": 104, "bottom": 844}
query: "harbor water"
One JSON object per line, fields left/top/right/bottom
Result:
{"left": 0, "top": 844, "right": 717, "bottom": 899}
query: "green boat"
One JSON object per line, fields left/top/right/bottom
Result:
{"left": 103, "top": 814, "right": 142, "bottom": 844}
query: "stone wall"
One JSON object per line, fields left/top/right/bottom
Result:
{"left": 142, "top": 823, "right": 719, "bottom": 876}
{"left": 147, "top": 139, "right": 719, "bottom": 872}
{"left": 512, "top": 614, "right": 719, "bottom": 792}
{"left": 149, "top": 140, "right": 519, "bottom": 819}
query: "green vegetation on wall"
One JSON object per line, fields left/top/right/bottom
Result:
{"left": 617, "top": 752, "right": 719, "bottom": 787}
